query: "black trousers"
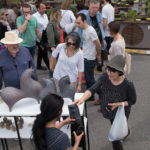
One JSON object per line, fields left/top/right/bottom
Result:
{"left": 36, "top": 41, "right": 49, "bottom": 69}
{"left": 110, "top": 111, "right": 130, "bottom": 150}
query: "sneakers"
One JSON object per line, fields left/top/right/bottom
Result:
{"left": 37, "top": 66, "right": 47, "bottom": 70}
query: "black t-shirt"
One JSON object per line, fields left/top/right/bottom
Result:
{"left": 90, "top": 16, "right": 103, "bottom": 43}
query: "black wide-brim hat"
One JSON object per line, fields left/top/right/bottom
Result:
{"left": 107, "top": 55, "right": 125, "bottom": 73}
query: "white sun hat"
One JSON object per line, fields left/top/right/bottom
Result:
{"left": 1, "top": 31, "right": 23, "bottom": 44}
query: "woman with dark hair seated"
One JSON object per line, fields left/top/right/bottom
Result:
{"left": 32, "top": 93, "right": 83, "bottom": 150}
{"left": 74, "top": 55, "right": 136, "bottom": 150}
{"left": 50, "top": 32, "right": 84, "bottom": 92}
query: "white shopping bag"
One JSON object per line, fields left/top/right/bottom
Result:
{"left": 108, "top": 102, "right": 128, "bottom": 141}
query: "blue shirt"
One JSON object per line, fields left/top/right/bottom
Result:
{"left": 46, "top": 127, "right": 71, "bottom": 150}
{"left": 0, "top": 47, "right": 38, "bottom": 89}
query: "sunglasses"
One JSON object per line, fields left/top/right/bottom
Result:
{"left": 67, "top": 42, "right": 76, "bottom": 46}
{"left": 107, "top": 67, "right": 117, "bottom": 73}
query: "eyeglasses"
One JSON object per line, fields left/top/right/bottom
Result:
{"left": 107, "top": 67, "right": 117, "bottom": 73}
{"left": 67, "top": 42, "right": 76, "bottom": 46}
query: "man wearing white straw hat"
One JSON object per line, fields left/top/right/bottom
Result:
{"left": 0, "top": 31, "right": 37, "bottom": 89}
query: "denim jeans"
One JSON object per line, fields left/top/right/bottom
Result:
{"left": 24, "top": 45, "right": 36, "bottom": 58}
{"left": 49, "top": 70, "right": 53, "bottom": 78}
{"left": 84, "top": 58, "right": 96, "bottom": 89}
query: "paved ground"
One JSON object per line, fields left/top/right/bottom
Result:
{"left": 0, "top": 54, "right": 150, "bottom": 150}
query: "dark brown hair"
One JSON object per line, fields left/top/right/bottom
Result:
{"left": 65, "top": 32, "right": 81, "bottom": 50}
{"left": 22, "top": 3, "right": 31, "bottom": 9}
{"left": 107, "top": 66, "right": 124, "bottom": 76}
{"left": 108, "top": 21, "right": 120, "bottom": 34}
{"left": 76, "top": 13, "right": 87, "bottom": 22}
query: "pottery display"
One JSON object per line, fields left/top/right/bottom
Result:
{"left": 0, "top": 69, "right": 43, "bottom": 111}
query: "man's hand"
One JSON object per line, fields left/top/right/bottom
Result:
{"left": 25, "top": 14, "right": 31, "bottom": 21}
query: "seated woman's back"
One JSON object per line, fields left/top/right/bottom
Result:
{"left": 46, "top": 127, "right": 70, "bottom": 150}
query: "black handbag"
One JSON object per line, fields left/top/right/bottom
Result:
{"left": 68, "top": 104, "right": 82, "bottom": 125}
{"left": 40, "top": 29, "right": 48, "bottom": 48}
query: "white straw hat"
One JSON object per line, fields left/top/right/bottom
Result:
{"left": 1, "top": 31, "right": 23, "bottom": 44}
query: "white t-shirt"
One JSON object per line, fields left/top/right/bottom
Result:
{"left": 52, "top": 43, "right": 84, "bottom": 82}
{"left": 60, "top": 10, "right": 76, "bottom": 31}
{"left": 82, "top": 26, "right": 98, "bottom": 60}
{"left": 32, "top": 12, "right": 49, "bottom": 42}
{"left": 102, "top": 4, "right": 114, "bottom": 37}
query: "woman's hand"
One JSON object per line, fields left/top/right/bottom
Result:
{"left": 63, "top": 117, "right": 75, "bottom": 125}
{"left": 55, "top": 117, "right": 75, "bottom": 129}
{"left": 106, "top": 101, "right": 128, "bottom": 112}
{"left": 106, "top": 102, "right": 120, "bottom": 112}
{"left": 108, "top": 102, "right": 119, "bottom": 111}
{"left": 74, "top": 99, "right": 84, "bottom": 105}
{"left": 73, "top": 131, "right": 84, "bottom": 146}
{"left": 76, "top": 84, "right": 81, "bottom": 92}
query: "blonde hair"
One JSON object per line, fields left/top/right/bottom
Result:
{"left": 50, "top": 9, "right": 61, "bottom": 24}
{"left": 0, "top": 8, "right": 8, "bottom": 20}
{"left": 61, "top": 0, "right": 72, "bottom": 9}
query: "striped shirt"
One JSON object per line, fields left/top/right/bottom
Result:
{"left": 45, "top": 127, "right": 71, "bottom": 150}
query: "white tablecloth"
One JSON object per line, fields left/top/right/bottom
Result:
{"left": 0, "top": 93, "right": 84, "bottom": 116}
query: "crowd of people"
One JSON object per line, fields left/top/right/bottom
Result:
{"left": 0, "top": 0, "right": 136, "bottom": 150}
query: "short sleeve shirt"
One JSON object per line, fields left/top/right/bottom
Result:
{"left": 60, "top": 10, "right": 76, "bottom": 31}
{"left": 46, "top": 127, "right": 71, "bottom": 150}
{"left": 102, "top": 4, "right": 114, "bottom": 37}
{"left": 90, "top": 16, "right": 102, "bottom": 43}
{"left": 109, "top": 38, "right": 125, "bottom": 60}
{"left": 52, "top": 43, "right": 84, "bottom": 82}
{"left": 82, "top": 26, "right": 98, "bottom": 60}
{"left": 32, "top": 12, "right": 49, "bottom": 42}
{"left": 17, "top": 15, "right": 38, "bottom": 47}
